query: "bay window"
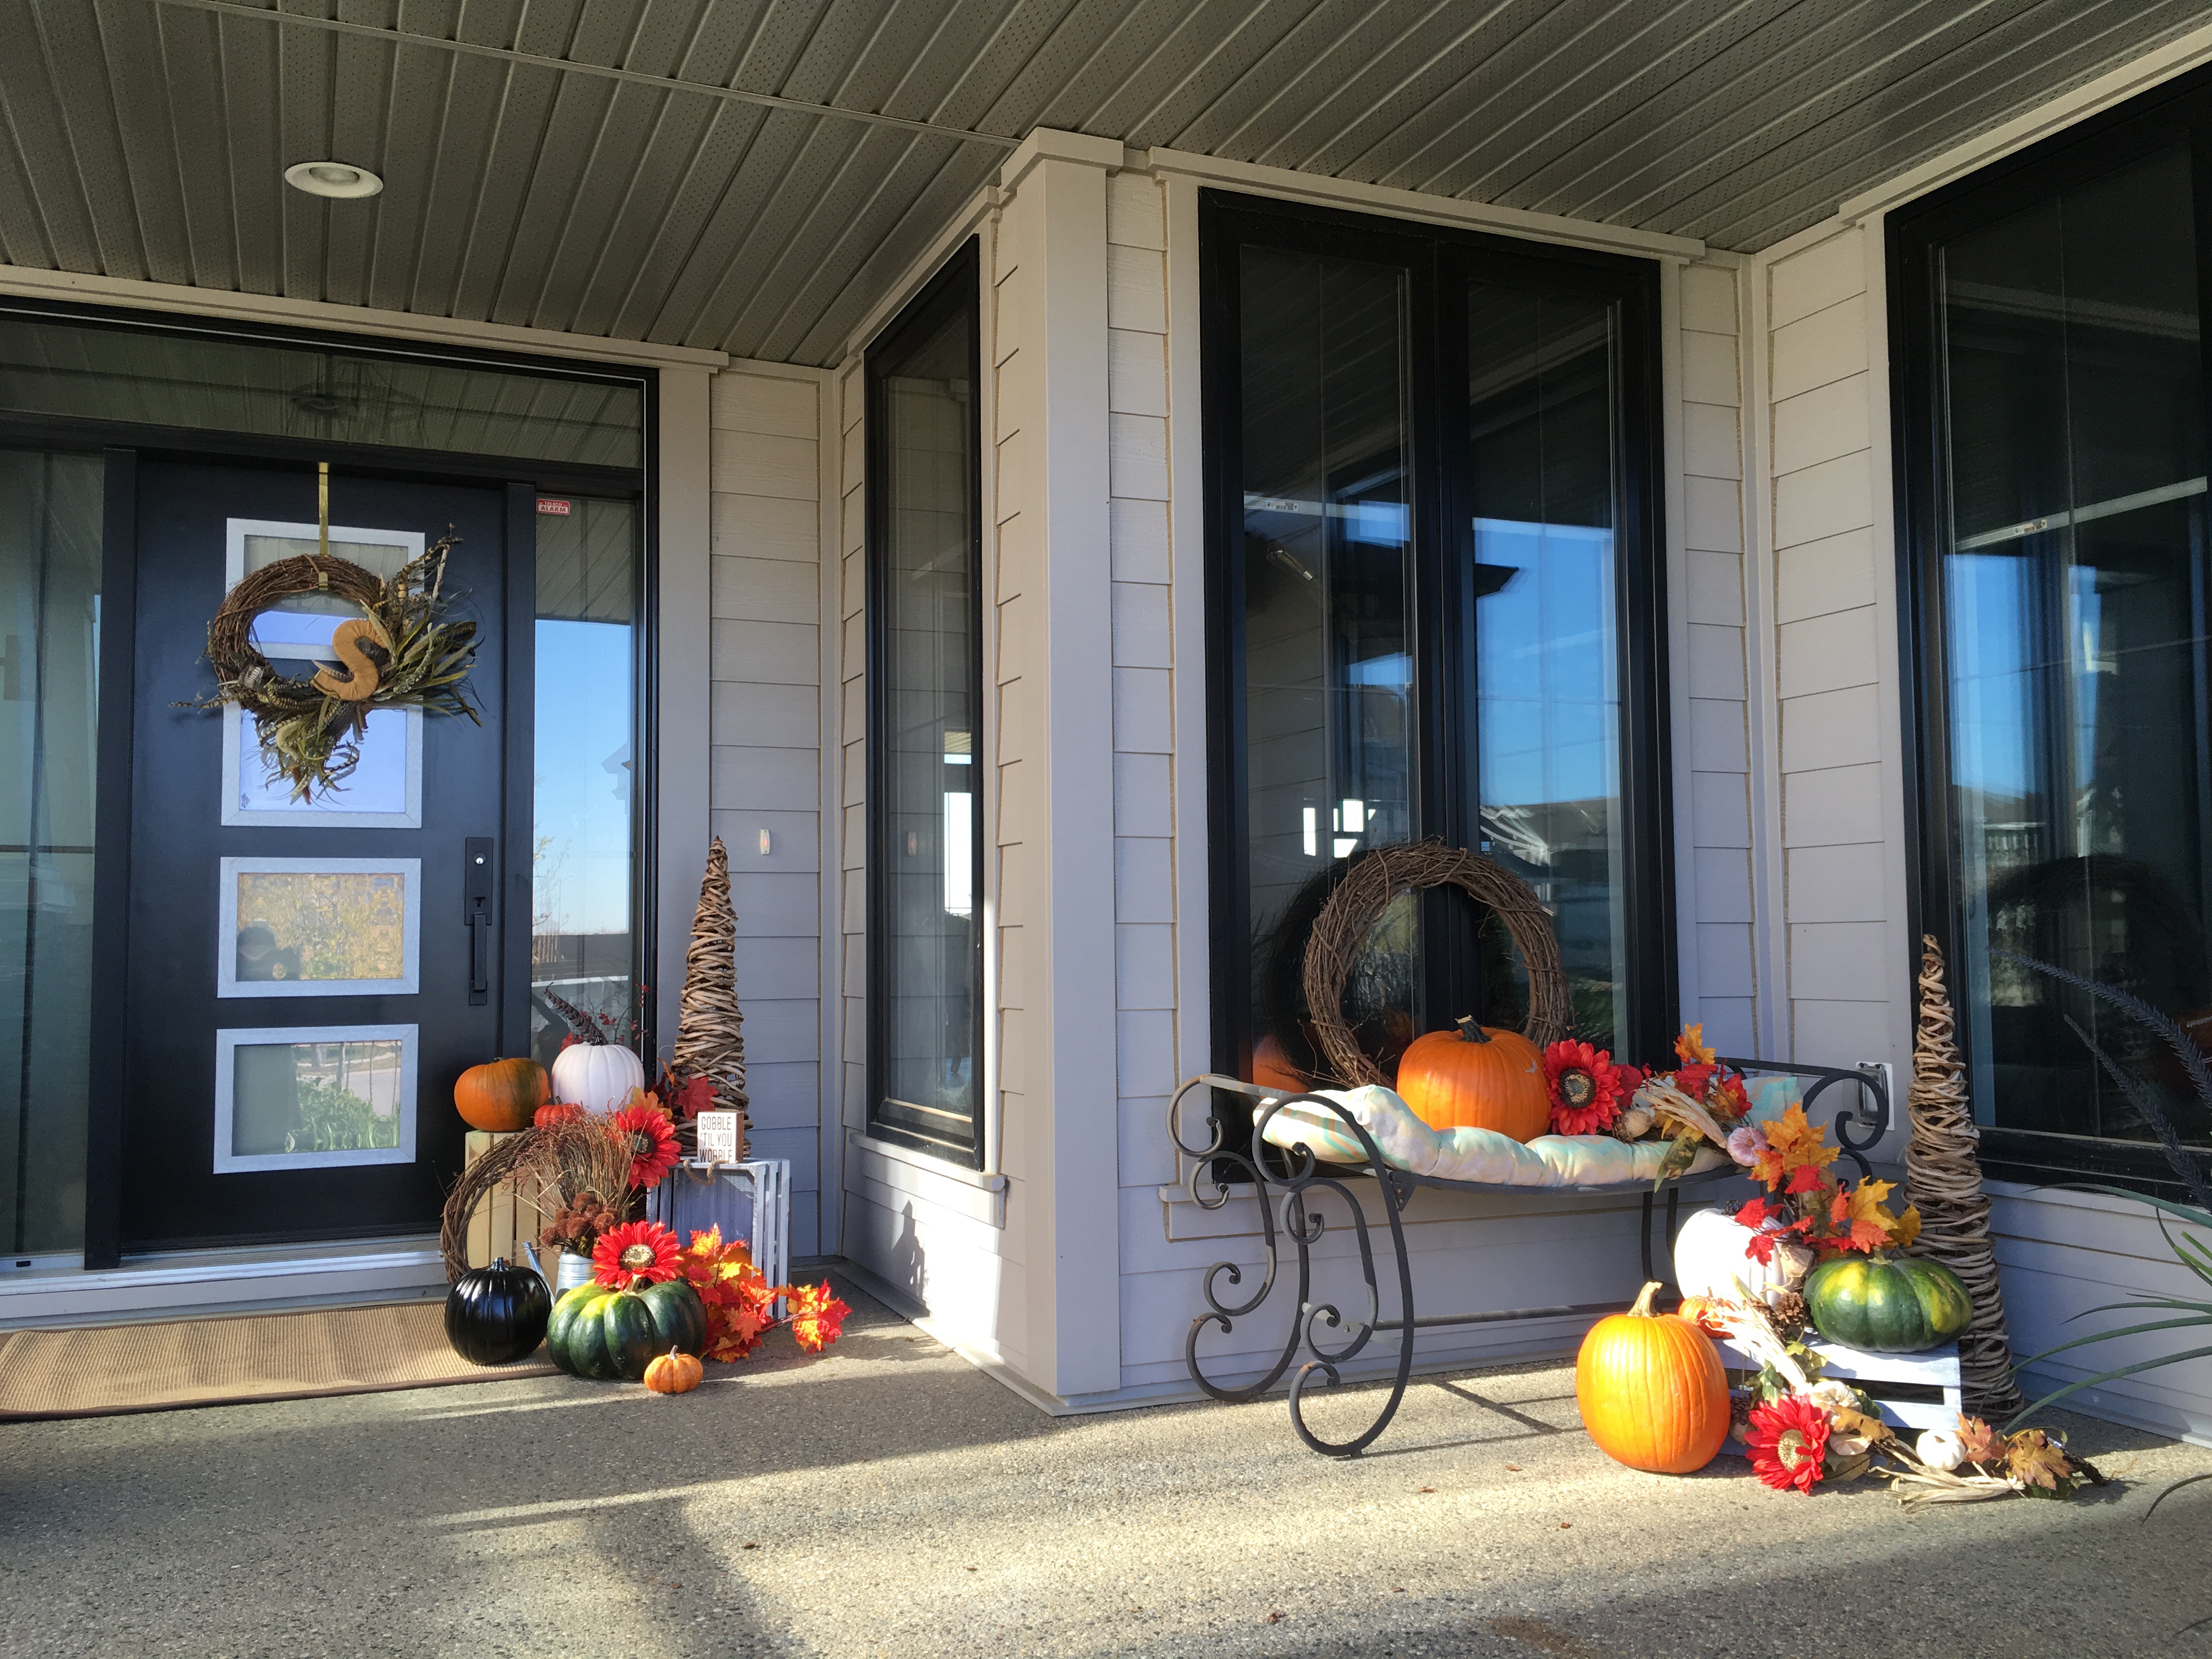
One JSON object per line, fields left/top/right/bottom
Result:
{"left": 1203, "top": 193, "right": 1673, "bottom": 1089}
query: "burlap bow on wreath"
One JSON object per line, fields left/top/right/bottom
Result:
{"left": 191, "top": 535, "right": 479, "bottom": 799}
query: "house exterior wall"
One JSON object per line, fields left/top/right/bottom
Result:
{"left": 828, "top": 137, "right": 1771, "bottom": 1410}
{"left": 702, "top": 360, "right": 836, "bottom": 1260}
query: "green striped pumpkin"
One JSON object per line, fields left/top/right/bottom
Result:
{"left": 1804, "top": 1253, "right": 1973, "bottom": 1353}
{"left": 545, "top": 1278, "right": 708, "bottom": 1381}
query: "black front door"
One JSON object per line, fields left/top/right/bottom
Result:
{"left": 118, "top": 459, "right": 528, "bottom": 1251}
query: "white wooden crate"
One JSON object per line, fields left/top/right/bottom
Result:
{"left": 646, "top": 1159, "right": 792, "bottom": 1315}
{"left": 1718, "top": 1336, "right": 1964, "bottom": 1432}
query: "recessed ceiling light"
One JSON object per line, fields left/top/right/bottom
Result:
{"left": 284, "top": 161, "right": 383, "bottom": 200}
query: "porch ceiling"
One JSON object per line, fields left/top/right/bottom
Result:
{"left": 0, "top": 0, "right": 2203, "bottom": 368}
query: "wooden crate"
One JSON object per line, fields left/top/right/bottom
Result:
{"left": 1718, "top": 1335, "right": 1964, "bottom": 1432}
{"left": 461, "top": 1131, "right": 551, "bottom": 1272}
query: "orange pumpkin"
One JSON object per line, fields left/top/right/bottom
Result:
{"left": 1677, "top": 1295, "right": 1730, "bottom": 1338}
{"left": 1393, "top": 1016, "right": 1548, "bottom": 1140}
{"left": 643, "top": 1347, "right": 704, "bottom": 1395}
{"left": 1251, "top": 1034, "right": 1310, "bottom": 1093}
{"left": 454, "top": 1058, "right": 552, "bottom": 1133}
{"left": 1575, "top": 1280, "right": 1730, "bottom": 1474}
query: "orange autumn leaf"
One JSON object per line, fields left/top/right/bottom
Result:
{"left": 1751, "top": 1102, "right": 1838, "bottom": 1187}
{"left": 1837, "top": 1178, "right": 1900, "bottom": 1253}
{"left": 1887, "top": 1204, "right": 1922, "bottom": 1249}
{"left": 1674, "top": 1023, "right": 1717, "bottom": 1066}
{"left": 788, "top": 1281, "right": 851, "bottom": 1352}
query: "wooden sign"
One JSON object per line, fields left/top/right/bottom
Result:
{"left": 696, "top": 1110, "right": 742, "bottom": 1165}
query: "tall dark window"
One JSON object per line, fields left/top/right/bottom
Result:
{"left": 1205, "top": 194, "right": 1672, "bottom": 1090}
{"left": 866, "top": 241, "right": 984, "bottom": 1165}
{"left": 1895, "top": 75, "right": 2212, "bottom": 1195}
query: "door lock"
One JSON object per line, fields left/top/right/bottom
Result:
{"left": 464, "top": 837, "right": 495, "bottom": 1006}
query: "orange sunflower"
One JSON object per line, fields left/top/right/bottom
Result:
{"left": 611, "top": 1096, "right": 682, "bottom": 1190}
{"left": 591, "top": 1220, "right": 681, "bottom": 1289}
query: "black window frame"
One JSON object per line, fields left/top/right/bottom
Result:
{"left": 1890, "top": 65, "right": 2212, "bottom": 1200}
{"left": 864, "top": 238, "right": 988, "bottom": 1167}
{"left": 1200, "top": 189, "right": 1678, "bottom": 1088}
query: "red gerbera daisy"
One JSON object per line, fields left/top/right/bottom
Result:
{"left": 611, "top": 1097, "right": 682, "bottom": 1190}
{"left": 1541, "top": 1040, "right": 1622, "bottom": 1135}
{"left": 1745, "top": 1394, "right": 1831, "bottom": 1494}
{"left": 591, "top": 1219, "right": 681, "bottom": 1289}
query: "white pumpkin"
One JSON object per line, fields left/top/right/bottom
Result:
{"left": 1671, "top": 1205, "right": 1807, "bottom": 1308}
{"left": 551, "top": 1041, "right": 647, "bottom": 1114}
{"left": 1916, "top": 1427, "right": 1969, "bottom": 1472}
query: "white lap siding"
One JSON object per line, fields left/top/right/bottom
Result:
{"left": 706, "top": 363, "right": 832, "bottom": 1257}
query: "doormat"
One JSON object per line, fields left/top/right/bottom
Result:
{"left": 0, "top": 1300, "right": 557, "bottom": 1421}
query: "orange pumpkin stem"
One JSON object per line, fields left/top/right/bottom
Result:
{"left": 1453, "top": 1015, "right": 1492, "bottom": 1044}
{"left": 1627, "top": 1280, "right": 1663, "bottom": 1318}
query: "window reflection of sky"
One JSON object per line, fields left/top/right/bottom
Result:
{"left": 534, "top": 618, "right": 633, "bottom": 936}
{"left": 1474, "top": 517, "right": 1617, "bottom": 808}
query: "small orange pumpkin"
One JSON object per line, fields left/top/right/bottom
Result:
{"left": 1676, "top": 1295, "right": 1730, "bottom": 1338}
{"left": 643, "top": 1347, "right": 704, "bottom": 1395}
{"left": 454, "top": 1058, "right": 552, "bottom": 1133}
{"left": 1393, "top": 1016, "right": 1548, "bottom": 1141}
{"left": 1575, "top": 1280, "right": 1729, "bottom": 1474}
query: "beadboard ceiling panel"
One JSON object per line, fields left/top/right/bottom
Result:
{"left": 0, "top": 0, "right": 2203, "bottom": 365}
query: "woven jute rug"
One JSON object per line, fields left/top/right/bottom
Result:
{"left": 0, "top": 1300, "right": 555, "bottom": 1421}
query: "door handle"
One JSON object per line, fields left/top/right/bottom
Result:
{"left": 464, "top": 837, "right": 494, "bottom": 1006}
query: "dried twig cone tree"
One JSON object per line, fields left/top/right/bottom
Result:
{"left": 1905, "top": 934, "right": 2024, "bottom": 1419}
{"left": 672, "top": 837, "right": 749, "bottom": 1158}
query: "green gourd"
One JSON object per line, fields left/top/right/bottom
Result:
{"left": 1804, "top": 1253, "right": 1973, "bottom": 1353}
{"left": 545, "top": 1278, "right": 708, "bottom": 1381}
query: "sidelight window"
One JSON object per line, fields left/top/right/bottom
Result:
{"left": 866, "top": 242, "right": 985, "bottom": 1165}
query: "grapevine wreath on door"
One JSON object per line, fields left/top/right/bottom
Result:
{"left": 191, "top": 475, "right": 481, "bottom": 799}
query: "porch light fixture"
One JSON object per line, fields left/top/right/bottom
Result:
{"left": 284, "top": 161, "right": 383, "bottom": 199}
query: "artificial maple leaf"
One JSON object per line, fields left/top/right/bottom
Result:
{"left": 1784, "top": 1163, "right": 1826, "bottom": 1196}
{"left": 1736, "top": 1196, "right": 1777, "bottom": 1231}
{"left": 2005, "top": 1430, "right": 2073, "bottom": 1491}
{"left": 1674, "top": 1023, "right": 1717, "bottom": 1066}
{"left": 1753, "top": 1102, "right": 1838, "bottom": 1188}
{"left": 1887, "top": 1204, "right": 1922, "bottom": 1249}
{"left": 1839, "top": 1179, "right": 1901, "bottom": 1252}
{"left": 704, "top": 1300, "right": 771, "bottom": 1362}
{"left": 787, "top": 1281, "right": 851, "bottom": 1352}
{"left": 1956, "top": 1417, "right": 2006, "bottom": 1465}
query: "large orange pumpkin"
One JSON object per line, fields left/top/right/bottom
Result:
{"left": 1575, "top": 1280, "right": 1729, "bottom": 1474}
{"left": 1393, "top": 1016, "right": 1548, "bottom": 1140}
{"left": 454, "top": 1058, "right": 552, "bottom": 1133}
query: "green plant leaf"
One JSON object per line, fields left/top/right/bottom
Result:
{"left": 2007, "top": 1342, "right": 2212, "bottom": 1429}
{"left": 2017, "top": 1315, "right": 2212, "bottom": 1369}
{"left": 2143, "top": 1470, "right": 2212, "bottom": 1522}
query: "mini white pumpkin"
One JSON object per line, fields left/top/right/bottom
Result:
{"left": 1671, "top": 1205, "right": 1806, "bottom": 1308}
{"left": 1915, "top": 1427, "right": 1968, "bottom": 1472}
{"left": 551, "top": 1041, "right": 647, "bottom": 1114}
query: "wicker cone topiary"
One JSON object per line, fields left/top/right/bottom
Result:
{"left": 1302, "top": 840, "right": 1571, "bottom": 1088}
{"left": 672, "top": 837, "right": 750, "bottom": 1156}
{"left": 1905, "top": 934, "right": 2024, "bottom": 1419}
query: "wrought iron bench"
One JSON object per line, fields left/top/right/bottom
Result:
{"left": 1167, "top": 1059, "right": 1891, "bottom": 1456}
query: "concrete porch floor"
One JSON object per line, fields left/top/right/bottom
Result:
{"left": 3, "top": 1275, "right": 2210, "bottom": 1658}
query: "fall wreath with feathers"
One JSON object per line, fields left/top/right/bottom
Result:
{"left": 191, "top": 534, "right": 480, "bottom": 799}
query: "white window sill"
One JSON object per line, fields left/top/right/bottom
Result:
{"left": 845, "top": 1129, "right": 1007, "bottom": 1227}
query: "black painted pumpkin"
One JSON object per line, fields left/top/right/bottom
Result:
{"left": 444, "top": 1257, "right": 553, "bottom": 1365}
